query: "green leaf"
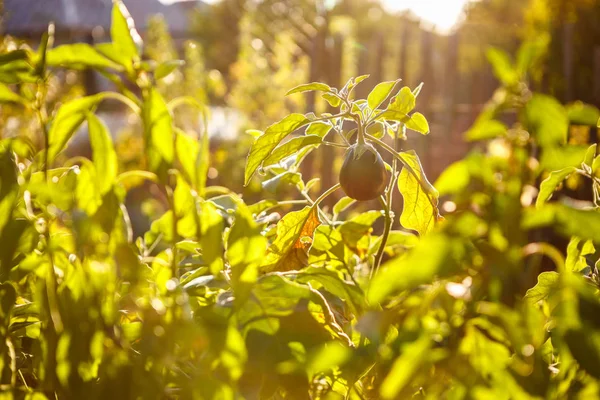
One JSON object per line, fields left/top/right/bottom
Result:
{"left": 175, "top": 129, "right": 206, "bottom": 191}
{"left": 143, "top": 88, "right": 174, "bottom": 175}
{"left": 368, "top": 230, "right": 419, "bottom": 256}
{"left": 322, "top": 92, "right": 341, "bottom": 107}
{"left": 0, "top": 83, "right": 24, "bottom": 104}
{"left": 200, "top": 200, "right": 224, "bottom": 275}
{"left": 525, "top": 271, "right": 559, "bottom": 304}
{"left": 367, "top": 80, "right": 400, "bottom": 112}
{"left": 526, "top": 94, "right": 569, "bottom": 147}
{"left": 540, "top": 145, "right": 590, "bottom": 171}
{"left": 405, "top": 112, "right": 429, "bottom": 134}
{"left": 155, "top": 60, "right": 184, "bottom": 80}
{"left": 261, "top": 206, "right": 320, "bottom": 272}
{"left": 47, "top": 44, "right": 122, "bottom": 71}
{"left": 536, "top": 167, "right": 576, "bottom": 208}
{"left": 398, "top": 151, "right": 439, "bottom": 236}
{"left": 308, "top": 225, "right": 347, "bottom": 268}
{"left": 244, "top": 113, "right": 309, "bottom": 185}
{"left": 263, "top": 135, "right": 322, "bottom": 167}
{"left": 338, "top": 211, "right": 382, "bottom": 253}
{"left": 380, "top": 336, "right": 431, "bottom": 399}
{"left": 593, "top": 155, "right": 600, "bottom": 177}
{"left": 111, "top": 1, "right": 143, "bottom": 65}
{"left": 434, "top": 159, "right": 470, "bottom": 195}
{"left": 368, "top": 234, "right": 463, "bottom": 303}
{"left": 48, "top": 94, "right": 105, "bottom": 163}
{"left": 567, "top": 102, "right": 600, "bottom": 126}
{"left": 524, "top": 204, "right": 600, "bottom": 242}
{"left": 286, "top": 82, "right": 331, "bottom": 96}
{"left": 566, "top": 237, "right": 595, "bottom": 273}
{"left": 584, "top": 144, "right": 597, "bottom": 167}
{"left": 306, "top": 122, "right": 333, "bottom": 138}
{"left": 389, "top": 87, "right": 416, "bottom": 115}
{"left": 87, "top": 114, "right": 117, "bottom": 195}
{"left": 262, "top": 171, "right": 302, "bottom": 192}
{"left": 486, "top": 47, "right": 518, "bottom": 86}
{"left": 295, "top": 266, "right": 366, "bottom": 315}
{"left": 465, "top": 118, "right": 507, "bottom": 141}
{"left": 333, "top": 196, "right": 355, "bottom": 217}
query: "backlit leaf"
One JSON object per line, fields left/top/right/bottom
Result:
{"left": 536, "top": 167, "right": 576, "bottom": 208}
{"left": 525, "top": 272, "right": 559, "bottom": 304}
{"left": 405, "top": 112, "right": 429, "bottom": 134}
{"left": 367, "top": 80, "right": 400, "bottom": 112}
{"left": 263, "top": 135, "right": 322, "bottom": 167}
{"left": 47, "top": 44, "right": 122, "bottom": 71}
{"left": 286, "top": 82, "right": 331, "bottom": 96}
{"left": 87, "top": 114, "right": 117, "bottom": 195}
{"left": 111, "top": 1, "right": 142, "bottom": 65}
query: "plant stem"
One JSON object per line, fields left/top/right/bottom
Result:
{"left": 313, "top": 183, "right": 341, "bottom": 208}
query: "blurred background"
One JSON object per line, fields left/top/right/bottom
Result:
{"left": 1, "top": 0, "right": 599, "bottom": 220}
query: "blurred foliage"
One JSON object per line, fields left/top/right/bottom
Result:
{"left": 0, "top": 1, "right": 599, "bottom": 399}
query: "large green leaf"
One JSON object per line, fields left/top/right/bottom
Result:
{"left": 48, "top": 94, "right": 106, "bottom": 163}
{"left": 404, "top": 112, "right": 430, "bottom": 135}
{"left": 87, "top": 114, "right": 117, "bottom": 195}
{"left": 244, "top": 113, "right": 309, "bottom": 185}
{"left": 47, "top": 44, "right": 122, "bottom": 71}
{"left": 398, "top": 151, "right": 439, "bottom": 236}
{"left": 262, "top": 135, "right": 322, "bottom": 167}
{"left": 111, "top": 1, "right": 142, "bottom": 66}
{"left": 380, "top": 336, "right": 432, "bottom": 399}
{"left": 536, "top": 167, "right": 576, "bottom": 208}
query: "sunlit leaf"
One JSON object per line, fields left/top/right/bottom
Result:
{"left": 565, "top": 237, "right": 594, "bottom": 273}
{"left": 48, "top": 94, "right": 106, "bottom": 163}
{"left": 486, "top": 47, "right": 518, "bottom": 86}
{"left": 367, "top": 80, "right": 400, "bottom": 112}
{"left": 263, "top": 135, "right": 322, "bottom": 167}
{"left": 47, "top": 44, "right": 122, "bottom": 71}
{"left": 338, "top": 211, "right": 382, "bottom": 255}
{"left": 526, "top": 94, "right": 569, "bottom": 147}
{"left": 398, "top": 151, "right": 439, "bottom": 236}
{"left": 380, "top": 336, "right": 431, "bottom": 399}
{"left": 111, "top": 1, "right": 143, "bottom": 65}
{"left": 143, "top": 88, "right": 174, "bottom": 175}
{"left": 536, "top": 167, "right": 576, "bottom": 208}
{"left": 155, "top": 60, "right": 184, "bottom": 80}
{"left": 286, "top": 82, "right": 331, "bottom": 96}
{"left": 87, "top": 114, "right": 117, "bottom": 194}
{"left": 525, "top": 272, "right": 559, "bottom": 304}
{"left": 245, "top": 113, "right": 309, "bottom": 185}
{"left": 404, "top": 112, "right": 429, "bottom": 135}
{"left": 200, "top": 200, "right": 224, "bottom": 275}
{"left": 261, "top": 207, "right": 320, "bottom": 272}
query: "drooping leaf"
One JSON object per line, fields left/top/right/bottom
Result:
{"left": 47, "top": 44, "right": 122, "bottom": 71}
{"left": 245, "top": 114, "right": 309, "bottom": 185}
{"left": 286, "top": 82, "right": 331, "bottom": 96}
{"left": 398, "top": 151, "right": 439, "bottom": 236}
{"left": 263, "top": 135, "right": 322, "bottom": 167}
{"left": 48, "top": 94, "right": 106, "bottom": 163}
{"left": 536, "top": 167, "right": 576, "bottom": 208}
{"left": 388, "top": 87, "right": 416, "bottom": 115}
{"left": 367, "top": 80, "right": 400, "bottom": 112}
{"left": 87, "top": 114, "right": 117, "bottom": 195}
{"left": 261, "top": 206, "right": 320, "bottom": 272}
{"left": 404, "top": 112, "right": 430, "bottom": 135}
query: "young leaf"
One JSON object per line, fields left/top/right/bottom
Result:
{"left": 87, "top": 114, "right": 118, "bottom": 195}
{"left": 322, "top": 92, "right": 341, "bottom": 107}
{"left": 261, "top": 206, "right": 320, "bottom": 272}
{"left": 155, "top": 60, "right": 184, "bottom": 80}
{"left": 263, "top": 135, "right": 322, "bottom": 167}
{"left": 405, "top": 112, "right": 430, "bottom": 135}
{"left": 48, "top": 94, "right": 105, "bottom": 163}
{"left": 333, "top": 196, "right": 355, "bottom": 217}
{"left": 367, "top": 80, "right": 400, "bottom": 112}
{"left": 286, "top": 82, "right": 331, "bottom": 96}
{"left": 389, "top": 87, "right": 416, "bottom": 115}
{"left": 398, "top": 151, "right": 439, "bottom": 236}
{"left": 244, "top": 113, "right": 309, "bottom": 185}
{"left": 536, "top": 167, "right": 576, "bottom": 208}
{"left": 47, "top": 44, "right": 122, "bottom": 71}
{"left": 111, "top": 1, "right": 143, "bottom": 65}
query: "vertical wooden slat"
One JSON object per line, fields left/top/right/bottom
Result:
{"left": 593, "top": 47, "right": 600, "bottom": 106}
{"left": 563, "top": 22, "right": 574, "bottom": 103}
{"left": 397, "top": 18, "right": 410, "bottom": 82}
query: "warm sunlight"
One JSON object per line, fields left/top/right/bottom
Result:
{"left": 382, "top": 0, "right": 469, "bottom": 32}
